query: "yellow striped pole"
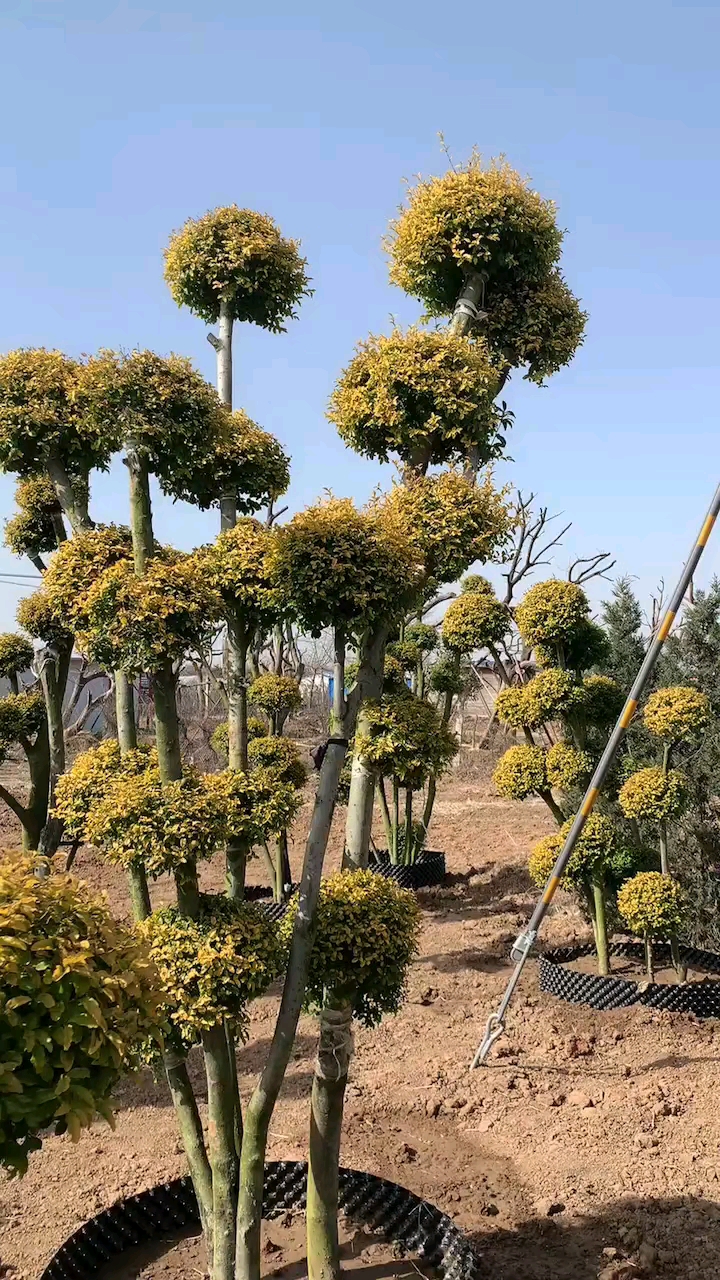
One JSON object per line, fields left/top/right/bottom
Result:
{"left": 472, "top": 480, "right": 720, "bottom": 1067}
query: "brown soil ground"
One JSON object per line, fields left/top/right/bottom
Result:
{"left": 3, "top": 753, "right": 720, "bottom": 1280}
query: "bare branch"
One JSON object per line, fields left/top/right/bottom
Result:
{"left": 502, "top": 490, "right": 572, "bottom": 604}
{"left": 568, "top": 551, "right": 617, "bottom": 585}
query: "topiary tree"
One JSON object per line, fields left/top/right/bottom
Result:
{"left": 355, "top": 690, "right": 458, "bottom": 863}
{"left": 0, "top": 851, "right": 161, "bottom": 1176}
{"left": 617, "top": 871, "right": 687, "bottom": 982}
{"left": 282, "top": 869, "right": 420, "bottom": 1280}
{"left": 248, "top": 672, "right": 302, "bottom": 736}
{"left": 4, "top": 474, "right": 81, "bottom": 571}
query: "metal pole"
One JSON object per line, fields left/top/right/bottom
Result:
{"left": 471, "top": 479, "right": 720, "bottom": 1068}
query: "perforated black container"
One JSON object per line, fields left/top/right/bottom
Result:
{"left": 369, "top": 850, "right": 447, "bottom": 890}
{"left": 539, "top": 940, "right": 720, "bottom": 1017}
{"left": 39, "top": 1161, "right": 480, "bottom": 1280}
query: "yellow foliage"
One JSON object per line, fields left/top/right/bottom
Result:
{"left": 617, "top": 871, "right": 686, "bottom": 937}
{"left": 493, "top": 745, "right": 547, "bottom": 800}
{"left": 441, "top": 590, "right": 507, "bottom": 653}
{"left": 54, "top": 741, "right": 157, "bottom": 841}
{"left": 545, "top": 742, "right": 593, "bottom": 790}
{"left": 643, "top": 686, "right": 712, "bottom": 743}
{"left": 618, "top": 767, "right": 689, "bottom": 824}
{"left": 515, "top": 579, "right": 589, "bottom": 648}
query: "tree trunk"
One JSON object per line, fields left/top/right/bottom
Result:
{"left": 214, "top": 297, "right": 236, "bottom": 532}
{"left": 342, "top": 631, "right": 387, "bottom": 868}
{"left": 115, "top": 673, "right": 151, "bottom": 919}
{"left": 165, "top": 1048, "right": 214, "bottom": 1244}
{"left": 22, "top": 728, "right": 51, "bottom": 851}
{"left": 592, "top": 878, "right": 610, "bottom": 976}
{"left": 306, "top": 1002, "right": 353, "bottom": 1280}
{"left": 226, "top": 613, "right": 249, "bottom": 901}
{"left": 203, "top": 1025, "right": 240, "bottom": 1280}
{"left": 45, "top": 451, "right": 93, "bottom": 533}
{"left": 37, "top": 638, "right": 72, "bottom": 859}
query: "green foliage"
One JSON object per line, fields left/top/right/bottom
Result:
{"left": 272, "top": 496, "right": 420, "bottom": 637}
{"left": 404, "top": 622, "right": 438, "bottom": 653}
{"left": 140, "top": 895, "right": 283, "bottom": 1048}
{"left": 387, "top": 639, "right": 422, "bottom": 670}
{"left": 16, "top": 588, "right": 72, "bottom": 648}
{"left": 382, "top": 655, "right": 409, "bottom": 693}
{"left": 4, "top": 475, "right": 83, "bottom": 561}
{"left": 386, "top": 155, "right": 564, "bottom": 315}
{"left": 186, "top": 410, "right": 290, "bottom": 514}
{"left": 356, "top": 691, "right": 458, "bottom": 788}
{"left": 618, "top": 767, "right": 689, "bottom": 825}
{"left": 42, "top": 525, "right": 133, "bottom": 632}
{"left": 211, "top": 718, "right": 266, "bottom": 760}
{"left": 482, "top": 270, "right": 587, "bottom": 385}
{"left": 493, "top": 745, "right": 547, "bottom": 800}
{"left": 441, "top": 590, "right": 507, "bottom": 653}
{"left": 528, "top": 812, "right": 621, "bottom": 888}
{"left": 80, "top": 554, "right": 219, "bottom": 673}
{"left": 545, "top": 742, "right": 593, "bottom": 790}
{"left": 381, "top": 469, "right": 513, "bottom": 587}
{"left": 164, "top": 205, "right": 310, "bottom": 329}
{"left": 461, "top": 573, "right": 495, "bottom": 595}
{"left": 515, "top": 579, "right": 589, "bottom": 649}
{"left": 600, "top": 578, "right": 646, "bottom": 692}
{"left": 518, "top": 669, "right": 585, "bottom": 729}
{"left": 535, "top": 619, "right": 609, "bottom": 673}
{"left": 0, "top": 692, "right": 46, "bottom": 744}
{"left": 77, "top": 349, "right": 227, "bottom": 502}
{"left": 617, "top": 871, "right": 687, "bottom": 937}
{"left": 0, "top": 349, "right": 109, "bottom": 477}
{"left": 195, "top": 518, "right": 283, "bottom": 628}
{"left": 0, "top": 853, "right": 161, "bottom": 1176}
{"left": 249, "top": 673, "right": 302, "bottom": 717}
{"left": 0, "top": 634, "right": 34, "bottom": 679}
{"left": 86, "top": 766, "right": 299, "bottom": 877}
{"left": 53, "top": 741, "right": 157, "bottom": 841}
{"left": 494, "top": 685, "right": 528, "bottom": 729}
{"left": 643, "top": 686, "right": 712, "bottom": 744}
{"left": 284, "top": 869, "right": 421, "bottom": 1027}
{"left": 247, "top": 735, "right": 307, "bottom": 789}
{"left": 428, "top": 651, "right": 467, "bottom": 696}
{"left": 328, "top": 327, "right": 504, "bottom": 468}
{"left": 581, "top": 674, "right": 625, "bottom": 725}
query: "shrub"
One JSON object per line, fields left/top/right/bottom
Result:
{"left": 272, "top": 497, "right": 420, "bottom": 637}
{"left": 0, "top": 634, "right": 34, "bottom": 679}
{"left": 283, "top": 869, "right": 421, "bottom": 1026}
{"left": 380, "top": 469, "right": 513, "bottom": 587}
{"left": 248, "top": 736, "right": 307, "bottom": 789}
{"left": 515, "top": 579, "right": 589, "bottom": 649}
{"left": 184, "top": 410, "right": 290, "bottom": 515}
{"left": 211, "top": 719, "right": 265, "bottom": 760}
{"left": 16, "top": 588, "right": 73, "bottom": 648}
{"left": 428, "top": 652, "right": 466, "bottom": 696}
{"left": 520, "top": 669, "right": 585, "bottom": 728}
{"left": 355, "top": 692, "right": 458, "bottom": 788}
{"left": 249, "top": 673, "right": 302, "bottom": 718}
{"left": 0, "top": 692, "right": 46, "bottom": 744}
{"left": 618, "top": 767, "right": 690, "bottom": 824}
{"left": 164, "top": 205, "right": 310, "bottom": 329}
{"left": 461, "top": 573, "right": 495, "bottom": 595}
{"left": 140, "top": 895, "right": 283, "bottom": 1049}
{"left": 528, "top": 812, "right": 619, "bottom": 887}
{"left": 643, "top": 686, "right": 712, "bottom": 743}
{"left": 0, "top": 853, "right": 161, "bottom": 1176}
{"left": 581, "top": 673, "right": 625, "bottom": 725}
{"left": 404, "top": 622, "right": 438, "bottom": 653}
{"left": 327, "top": 328, "right": 503, "bottom": 468}
{"left": 0, "top": 349, "right": 109, "bottom": 477}
{"left": 387, "top": 639, "right": 423, "bottom": 670}
{"left": 195, "top": 518, "right": 282, "bottom": 623}
{"left": 41, "top": 525, "right": 133, "bottom": 631}
{"left": 482, "top": 270, "right": 586, "bottom": 384}
{"left": 385, "top": 155, "right": 563, "bottom": 315}
{"left": 493, "top": 745, "right": 547, "bottom": 800}
{"left": 617, "top": 871, "right": 686, "bottom": 937}
{"left": 528, "top": 831, "right": 565, "bottom": 886}
{"left": 441, "top": 590, "right": 507, "bottom": 653}
{"left": 53, "top": 741, "right": 157, "bottom": 841}
{"left": 546, "top": 742, "right": 593, "bottom": 790}
{"left": 81, "top": 555, "right": 219, "bottom": 672}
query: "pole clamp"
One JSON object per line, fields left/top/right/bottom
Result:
{"left": 510, "top": 928, "right": 538, "bottom": 963}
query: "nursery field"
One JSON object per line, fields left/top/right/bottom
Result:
{"left": 3, "top": 754, "right": 720, "bottom": 1280}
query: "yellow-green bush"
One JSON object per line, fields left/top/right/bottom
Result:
{"left": 42, "top": 525, "right": 133, "bottom": 632}
{"left": 528, "top": 812, "right": 619, "bottom": 888}
{"left": 0, "top": 634, "right": 34, "bottom": 680}
{"left": 272, "top": 497, "right": 420, "bottom": 637}
{"left": 515, "top": 579, "right": 589, "bottom": 649}
{"left": 441, "top": 590, "right": 507, "bottom": 653}
{"left": 283, "top": 869, "right": 421, "bottom": 1027}
{"left": 428, "top": 652, "right": 466, "bottom": 697}
{"left": 380, "top": 469, "right": 513, "bottom": 587}
{"left": 355, "top": 691, "right": 458, "bottom": 788}
{"left": 482, "top": 270, "right": 587, "bottom": 384}
{"left": 404, "top": 622, "right": 438, "bottom": 653}
{"left": 528, "top": 831, "right": 565, "bottom": 886}
{"left": 493, "top": 745, "right": 547, "bottom": 800}
{"left": 81, "top": 555, "right": 220, "bottom": 673}
{"left": 0, "top": 692, "right": 46, "bottom": 744}
{"left": 195, "top": 518, "right": 282, "bottom": 626}
{"left": 210, "top": 717, "right": 265, "bottom": 760}
{"left": 186, "top": 410, "right": 290, "bottom": 515}
{"left": 0, "top": 349, "right": 110, "bottom": 477}
{"left": 249, "top": 673, "right": 302, "bottom": 717}
{"left": 248, "top": 735, "right": 307, "bottom": 789}
{"left": 0, "top": 853, "right": 162, "bottom": 1176}
{"left": 545, "top": 742, "right": 593, "bottom": 790}
{"left": 618, "top": 767, "right": 689, "bottom": 824}
{"left": 495, "top": 685, "right": 530, "bottom": 729}
{"left": 3, "top": 474, "right": 82, "bottom": 561}
{"left": 581, "top": 673, "right": 625, "bottom": 724}
{"left": 617, "top": 871, "right": 686, "bottom": 937}
{"left": 164, "top": 205, "right": 310, "bottom": 329}
{"left": 386, "top": 156, "right": 563, "bottom": 315}
{"left": 520, "top": 669, "right": 585, "bottom": 728}
{"left": 328, "top": 328, "right": 502, "bottom": 468}
{"left": 382, "top": 654, "right": 408, "bottom": 694}
{"left": 643, "top": 686, "right": 712, "bottom": 743}
{"left": 387, "top": 639, "right": 422, "bottom": 671}
{"left": 460, "top": 573, "right": 495, "bottom": 596}
{"left": 17, "top": 587, "right": 72, "bottom": 648}
{"left": 86, "top": 767, "right": 298, "bottom": 877}
{"left": 53, "top": 741, "right": 157, "bottom": 841}
{"left": 140, "top": 894, "right": 282, "bottom": 1047}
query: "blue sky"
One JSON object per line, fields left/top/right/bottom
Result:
{"left": 1, "top": 0, "right": 720, "bottom": 624}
